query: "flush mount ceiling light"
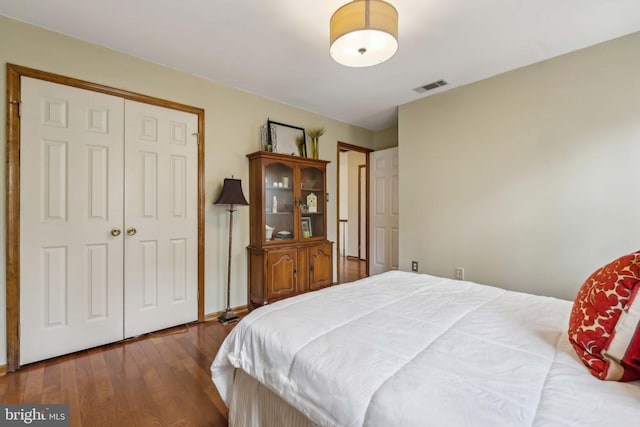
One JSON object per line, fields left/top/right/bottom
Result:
{"left": 330, "top": 0, "right": 398, "bottom": 67}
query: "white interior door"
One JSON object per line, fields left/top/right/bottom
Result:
{"left": 123, "top": 100, "right": 198, "bottom": 338}
{"left": 20, "top": 77, "right": 125, "bottom": 365}
{"left": 370, "top": 147, "right": 399, "bottom": 275}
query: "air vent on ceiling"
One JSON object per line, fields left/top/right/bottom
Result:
{"left": 413, "top": 80, "right": 448, "bottom": 93}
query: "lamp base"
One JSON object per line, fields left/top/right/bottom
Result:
{"left": 217, "top": 308, "right": 240, "bottom": 325}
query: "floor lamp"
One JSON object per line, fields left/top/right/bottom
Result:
{"left": 214, "top": 177, "right": 249, "bottom": 324}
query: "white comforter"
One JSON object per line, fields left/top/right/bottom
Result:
{"left": 211, "top": 271, "right": 640, "bottom": 426}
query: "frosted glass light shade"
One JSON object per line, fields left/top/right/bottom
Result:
{"left": 330, "top": 0, "right": 398, "bottom": 67}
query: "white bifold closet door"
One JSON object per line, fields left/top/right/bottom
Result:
{"left": 123, "top": 99, "right": 198, "bottom": 338}
{"left": 19, "top": 77, "right": 198, "bottom": 365}
{"left": 370, "top": 147, "right": 399, "bottom": 275}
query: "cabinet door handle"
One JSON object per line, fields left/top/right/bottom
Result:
{"left": 309, "top": 264, "right": 314, "bottom": 273}
{"left": 293, "top": 267, "right": 297, "bottom": 276}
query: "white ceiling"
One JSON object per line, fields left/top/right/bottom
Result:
{"left": 1, "top": 0, "right": 639, "bottom": 130}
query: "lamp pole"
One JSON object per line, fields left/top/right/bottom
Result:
{"left": 219, "top": 203, "right": 239, "bottom": 323}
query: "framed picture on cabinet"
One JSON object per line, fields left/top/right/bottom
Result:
{"left": 267, "top": 120, "right": 306, "bottom": 156}
{"left": 301, "top": 216, "right": 312, "bottom": 238}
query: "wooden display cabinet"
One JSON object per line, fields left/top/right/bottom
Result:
{"left": 247, "top": 151, "right": 334, "bottom": 310}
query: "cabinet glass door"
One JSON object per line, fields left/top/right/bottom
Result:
{"left": 265, "top": 162, "right": 295, "bottom": 242}
{"left": 300, "top": 166, "right": 325, "bottom": 239}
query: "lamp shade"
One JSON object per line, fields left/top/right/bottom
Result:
{"left": 214, "top": 178, "right": 249, "bottom": 206}
{"left": 330, "top": 0, "right": 398, "bottom": 67}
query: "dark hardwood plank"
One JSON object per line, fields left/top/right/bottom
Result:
{"left": 138, "top": 337, "right": 194, "bottom": 426}
{"left": 0, "top": 320, "right": 237, "bottom": 426}
{"left": 41, "top": 360, "right": 62, "bottom": 404}
{"left": 60, "top": 355, "right": 82, "bottom": 427}
{"left": 74, "top": 350, "right": 101, "bottom": 426}
{"left": 2, "top": 369, "right": 25, "bottom": 404}
{"left": 101, "top": 345, "right": 146, "bottom": 427}
{"left": 338, "top": 256, "right": 367, "bottom": 284}
{"left": 22, "top": 364, "right": 44, "bottom": 403}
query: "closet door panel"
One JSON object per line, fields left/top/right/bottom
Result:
{"left": 20, "top": 77, "right": 125, "bottom": 365}
{"left": 123, "top": 100, "right": 198, "bottom": 338}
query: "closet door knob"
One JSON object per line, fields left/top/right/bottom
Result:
{"left": 126, "top": 227, "right": 137, "bottom": 236}
{"left": 110, "top": 228, "right": 121, "bottom": 237}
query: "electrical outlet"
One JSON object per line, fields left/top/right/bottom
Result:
{"left": 411, "top": 261, "right": 418, "bottom": 272}
{"left": 455, "top": 267, "right": 464, "bottom": 280}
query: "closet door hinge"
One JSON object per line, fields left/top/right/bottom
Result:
{"left": 192, "top": 132, "right": 199, "bottom": 145}
{"left": 10, "top": 99, "right": 21, "bottom": 118}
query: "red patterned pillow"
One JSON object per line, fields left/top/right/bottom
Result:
{"left": 568, "top": 250, "right": 640, "bottom": 381}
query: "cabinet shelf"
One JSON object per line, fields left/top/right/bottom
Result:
{"left": 267, "top": 186, "right": 293, "bottom": 190}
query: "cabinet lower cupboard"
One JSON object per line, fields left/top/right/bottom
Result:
{"left": 246, "top": 151, "right": 334, "bottom": 310}
{"left": 248, "top": 242, "right": 333, "bottom": 308}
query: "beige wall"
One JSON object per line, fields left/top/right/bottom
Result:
{"left": 0, "top": 16, "right": 373, "bottom": 365}
{"left": 373, "top": 125, "right": 398, "bottom": 150}
{"left": 399, "top": 31, "right": 640, "bottom": 301}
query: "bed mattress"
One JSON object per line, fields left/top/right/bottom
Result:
{"left": 212, "top": 271, "right": 640, "bottom": 426}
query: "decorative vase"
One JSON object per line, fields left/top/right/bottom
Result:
{"left": 311, "top": 137, "right": 319, "bottom": 159}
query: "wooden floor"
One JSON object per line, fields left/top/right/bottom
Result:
{"left": 0, "top": 320, "right": 238, "bottom": 427}
{"left": 338, "top": 256, "right": 367, "bottom": 284}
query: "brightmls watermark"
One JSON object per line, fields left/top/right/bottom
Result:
{"left": 0, "top": 405, "right": 68, "bottom": 426}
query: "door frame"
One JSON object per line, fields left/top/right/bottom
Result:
{"left": 5, "top": 64, "right": 206, "bottom": 371}
{"left": 336, "top": 142, "right": 372, "bottom": 283}
{"left": 358, "top": 164, "right": 366, "bottom": 260}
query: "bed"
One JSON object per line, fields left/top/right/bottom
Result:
{"left": 211, "top": 271, "right": 640, "bottom": 426}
